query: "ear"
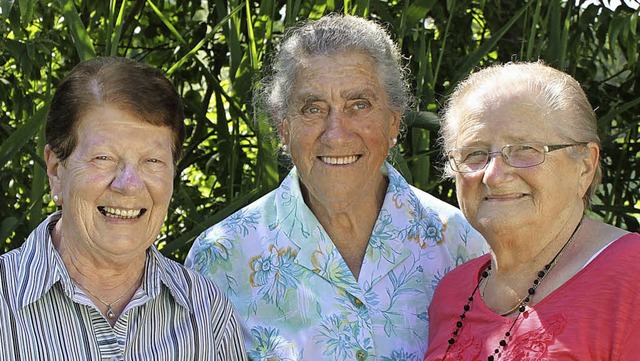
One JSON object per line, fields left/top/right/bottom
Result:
{"left": 388, "top": 111, "right": 401, "bottom": 148}
{"left": 44, "top": 145, "right": 63, "bottom": 203}
{"left": 277, "top": 118, "right": 290, "bottom": 144}
{"left": 577, "top": 142, "right": 599, "bottom": 198}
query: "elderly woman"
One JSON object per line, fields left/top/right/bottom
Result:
{"left": 424, "top": 62, "right": 640, "bottom": 360}
{"left": 0, "top": 57, "right": 246, "bottom": 359}
{"left": 186, "top": 14, "right": 486, "bottom": 360}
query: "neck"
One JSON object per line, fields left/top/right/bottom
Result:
{"left": 52, "top": 220, "right": 146, "bottom": 283}
{"left": 302, "top": 175, "right": 388, "bottom": 279}
{"left": 486, "top": 210, "right": 585, "bottom": 275}
{"left": 482, "top": 214, "right": 585, "bottom": 315}
{"left": 51, "top": 221, "right": 146, "bottom": 325}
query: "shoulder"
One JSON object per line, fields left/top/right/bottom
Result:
{"left": 599, "top": 232, "right": 640, "bottom": 266}
{"left": 155, "top": 250, "right": 235, "bottom": 309}
{"left": 433, "top": 255, "right": 490, "bottom": 300}
{"left": 430, "top": 255, "right": 489, "bottom": 312}
{"left": 0, "top": 248, "right": 21, "bottom": 302}
{"left": 159, "top": 251, "right": 224, "bottom": 291}
{"left": 409, "top": 185, "right": 464, "bottom": 215}
{"left": 189, "top": 188, "right": 278, "bottom": 251}
{"left": 442, "top": 254, "right": 490, "bottom": 282}
{"left": 0, "top": 247, "right": 22, "bottom": 266}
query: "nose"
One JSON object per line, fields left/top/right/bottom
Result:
{"left": 111, "top": 162, "right": 144, "bottom": 193}
{"left": 321, "top": 108, "right": 352, "bottom": 144}
{"left": 482, "top": 152, "right": 512, "bottom": 185}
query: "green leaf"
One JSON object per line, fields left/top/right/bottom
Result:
{"left": 58, "top": 0, "right": 95, "bottom": 60}
{"left": 449, "top": 1, "right": 535, "bottom": 89}
{"left": 0, "top": 104, "right": 47, "bottom": 168}
{"left": 404, "top": 110, "right": 440, "bottom": 132}
{"left": 1, "top": 0, "right": 15, "bottom": 19}
{"left": 166, "top": 3, "right": 244, "bottom": 76}
{"left": 159, "top": 188, "right": 260, "bottom": 256}
{"left": 18, "top": 0, "right": 34, "bottom": 24}
{"left": 146, "top": 0, "right": 186, "bottom": 44}
{"left": 0, "top": 217, "right": 19, "bottom": 246}
{"left": 401, "top": 0, "right": 436, "bottom": 31}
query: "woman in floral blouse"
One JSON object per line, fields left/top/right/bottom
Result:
{"left": 186, "top": 14, "right": 486, "bottom": 361}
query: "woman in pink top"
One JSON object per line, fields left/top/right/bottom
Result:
{"left": 424, "top": 62, "right": 640, "bottom": 360}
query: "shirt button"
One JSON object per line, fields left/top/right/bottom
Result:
{"left": 356, "top": 350, "right": 367, "bottom": 360}
{"left": 109, "top": 357, "right": 119, "bottom": 361}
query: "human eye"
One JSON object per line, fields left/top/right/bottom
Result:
{"left": 89, "top": 154, "right": 117, "bottom": 170}
{"left": 351, "top": 100, "right": 371, "bottom": 111}
{"left": 92, "top": 155, "right": 116, "bottom": 165}
{"left": 302, "top": 105, "right": 320, "bottom": 114}
{"left": 144, "top": 156, "right": 171, "bottom": 171}
{"left": 508, "top": 143, "right": 542, "bottom": 157}
{"left": 300, "top": 100, "right": 326, "bottom": 117}
{"left": 461, "top": 149, "right": 488, "bottom": 164}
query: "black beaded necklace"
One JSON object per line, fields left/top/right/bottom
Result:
{"left": 441, "top": 217, "right": 584, "bottom": 361}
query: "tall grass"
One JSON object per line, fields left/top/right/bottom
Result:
{"left": 1, "top": 0, "right": 638, "bottom": 259}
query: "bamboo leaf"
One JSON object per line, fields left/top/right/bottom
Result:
{"left": 146, "top": 0, "right": 186, "bottom": 44}
{"left": 58, "top": 0, "right": 95, "bottom": 60}
{"left": 351, "top": 0, "right": 370, "bottom": 17}
{"left": 404, "top": 110, "right": 440, "bottom": 132}
{"left": 27, "top": 101, "right": 48, "bottom": 230}
{"left": 0, "top": 217, "right": 19, "bottom": 246}
{"left": 159, "top": 188, "right": 260, "bottom": 256}
{"left": 107, "top": 0, "right": 127, "bottom": 56}
{"left": 18, "top": 0, "right": 34, "bottom": 24}
{"left": 1, "top": 0, "right": 15, "bottom": 19}
{"left": 400, "top": 0, "right": 436, "bottom": 33}
{"left": 598, "top": 96, "right": 640, "bottom": 130}
{"left": 449, "top": 1, "right": 535, "bottom": 89}
{"left": 166, "top": 3, "right": 244, "bottom": 76}
{"left": 0, "top": 104, "right": 47, "bottom": 167}
{"left": 244, "top": 0, "right": 258, "bottom": 70}
{"left": 525, "top": 0, "right": 543, "bottom": 60}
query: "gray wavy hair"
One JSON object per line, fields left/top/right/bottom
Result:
{"left": 255, "top": 14, "right": 412, "bottom": 128}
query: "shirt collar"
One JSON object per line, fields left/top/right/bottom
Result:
{"left": 144, "top": 246, "right": 192, "bottom": 310}
{"left": 16, "top": 211, "right": 69, "bottom": 309}
{"left": 274, "top": 162, "right": 414, "bottom": 289}
{"left": 16, "top": 211, "right": 190, "bottom": 312}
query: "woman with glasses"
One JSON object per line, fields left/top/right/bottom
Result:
{"left": 424, "top": 62, "right": 640, "bottom": 360}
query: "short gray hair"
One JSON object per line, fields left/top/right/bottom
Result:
{"left": 439, "top": 61, "right": 601, "bottom": 209}
{"left": 256, "top": 14, "right": 411, "bottom": 127}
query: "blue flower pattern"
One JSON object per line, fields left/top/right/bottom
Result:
{"left": 186, "top": 163, "right": 487, "bottom": 360}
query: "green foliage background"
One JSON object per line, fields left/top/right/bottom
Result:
{"left": 1, "top": 0, "right": 639, "bottom": 261}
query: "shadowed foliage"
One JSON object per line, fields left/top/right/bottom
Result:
{"left": 1, "top": 0, "right": 638, "bottom": 260}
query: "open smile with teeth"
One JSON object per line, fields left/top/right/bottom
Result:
{"left": 319, "top": 155, "right": 361, "bottom": 165}
{"left": 98, "top": 206, "right": 146, "bottom": 219}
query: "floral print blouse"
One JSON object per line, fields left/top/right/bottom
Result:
{"left": 185, "top": 163, "right": 486, "bottom": 361}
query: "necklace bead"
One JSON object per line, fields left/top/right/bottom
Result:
{"left": 440, "top": 217, "right": 584, "bottom": 360}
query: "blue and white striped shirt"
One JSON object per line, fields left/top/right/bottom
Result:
{"left": 0, "top": 212, "right": 247, "bottom": 360}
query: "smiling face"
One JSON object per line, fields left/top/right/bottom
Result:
{"left": 281, "top": 51, "right": 401, "bottom": 210}
{"left": 46, "top": 104, "right": 175, "bottom": 258}
{"left": 453, "top": 92, "right": 594, "bottom": 237}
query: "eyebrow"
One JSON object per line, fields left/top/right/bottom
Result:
{"left": 291, "top": 93, "right": 323, "bottom": 105}
{"left": 293, "top": 87, "right": 380, "bottom": 104}
{"left": 342, "top": 88, "right": 379, "bottom": 100}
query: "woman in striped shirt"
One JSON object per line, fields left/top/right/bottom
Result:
{"left": 0, "top": 57, "right": 247, "bottom": 360}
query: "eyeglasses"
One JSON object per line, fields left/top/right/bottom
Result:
{"left": 447, "top": 142, "right": 589, "bottom": 173}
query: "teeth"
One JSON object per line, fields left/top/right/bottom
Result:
{"left": 102, "top": 207, "right": 142, "bottom": 219}
{"left": 321, "top": 155, "right": 359, "bottom": 165}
